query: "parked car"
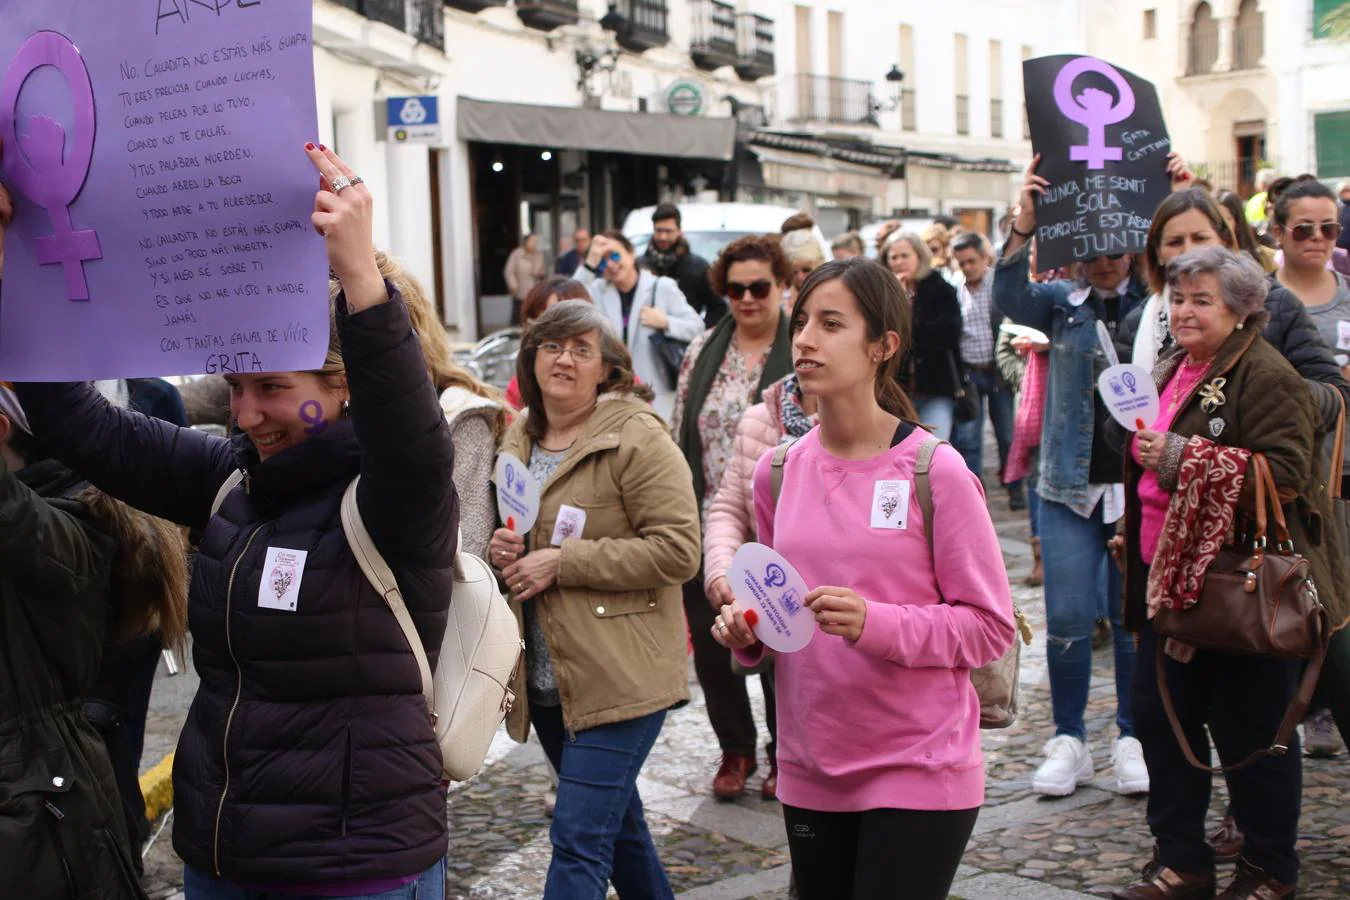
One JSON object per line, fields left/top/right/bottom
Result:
{"left": 622, "top": 202, "right": 830, "bottom": 262}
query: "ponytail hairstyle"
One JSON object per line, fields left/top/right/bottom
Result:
{"left": 790, "top": 258, "right": 919, "bottom": 422}
{"left": 79, "top": 488, "right": 190, "bottom": 657}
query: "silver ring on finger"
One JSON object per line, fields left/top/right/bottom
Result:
{"left": 350, "top": 175, "right": 364, "bottom": 186}
{"left": 330, "top": 175, "right": 353, "bottom": 193}
{"left": 715, "top": 620, "right": 726, "bottom": 632}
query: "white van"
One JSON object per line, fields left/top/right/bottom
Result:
{"left": 622, "top": 202, "right": 830, "bottom": 262}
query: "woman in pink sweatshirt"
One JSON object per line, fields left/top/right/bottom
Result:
{"left": 712, "top": 257, "right": 1015, "bottom": 900}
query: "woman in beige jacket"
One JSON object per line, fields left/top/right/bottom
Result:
{"left": 488, "top": 300, "right": 700, "bottom": 900}
{"left": 504, "top": 233, "right": 548, "bottom": 322}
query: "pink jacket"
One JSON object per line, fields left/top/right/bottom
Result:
{"left": 702, "top": 377, "right": 793, "bottom": 593}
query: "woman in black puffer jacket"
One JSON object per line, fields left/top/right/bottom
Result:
{"left": 10, "top": 146, "right": 458, "bottom": 898}
{"left": 883, "top": 230, "right": 963, "bottom": 439}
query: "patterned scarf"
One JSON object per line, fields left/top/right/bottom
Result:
{"left": 1146, "top": 436, "right": 1250, "bottom": 618}
{"left": 777, "top": 374, "right": 814, "bottom": 441}
{"left": 1003, "top": 350, "right": 1047, "bottom": 484}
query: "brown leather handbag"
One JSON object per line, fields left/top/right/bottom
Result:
{"left": 1152, "top": 454, "right": 1330, "bottom": 772}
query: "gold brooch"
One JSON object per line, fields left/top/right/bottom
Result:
{"left": 1199, "top": 378, "right": 1227, "bottom": 414}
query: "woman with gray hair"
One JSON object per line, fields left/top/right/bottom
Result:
{"left": 884, "top": 231, "right": 963, "bottom": 438}
{"left": 488, "top": 300, "right": 701, "bottom": 898}
{"left": 1113, "top": 247, "right": 1348, "bottom": 900}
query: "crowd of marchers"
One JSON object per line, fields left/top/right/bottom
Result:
{"left": 1, "top": 129, "right": 1349, "bottom": 900}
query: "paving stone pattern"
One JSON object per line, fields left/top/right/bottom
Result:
{"left": 138, "top": 436, "right": 1350, "bottom": 899}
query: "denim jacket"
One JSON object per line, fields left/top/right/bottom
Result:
{"left": 992, "top": 245, "right": 1146, "bottom": 508}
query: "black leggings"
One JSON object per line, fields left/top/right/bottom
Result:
{"left": 783, "top": 804, "right": 979, "bottom": 900}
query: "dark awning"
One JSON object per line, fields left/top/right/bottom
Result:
{"left": 457, "top": 98, "right": 737, "bottom": 161}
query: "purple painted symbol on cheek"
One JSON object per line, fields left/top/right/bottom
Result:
{"left": 1, "top": 31, "right": 103, "bottom": 300}
{"left": 1052, "top": 57, "right": 1136, "bottom": 170}
{"left": 299, "top": 400, "right": 328, "bottom": 436}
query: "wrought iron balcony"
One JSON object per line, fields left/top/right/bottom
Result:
{"left": 614, "top": 0, "right": 669, "bottom": 53}
{"left": 355, "top": 0, "right": 445, "bottom": 49}
{"left": 736, "top": 13, "right": 774, "bottom": 81}
{"left": 516, "top": 0, "right": 580, "bottom": 31}
{"left": 786, "top": 74, "right": 874, "bottom": 126}
{"left": 690, "top": 0, "right": 738, "bottom": 70}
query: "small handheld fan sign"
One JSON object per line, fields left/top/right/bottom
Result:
{"left": 495, "top": 453, "right": 541, "bottom": 535}
{"left": 998, "top": 323, "right": 1051, "bottom": 345}
{"left": 1094, "top": 320, "right": 1158, "bottom": 431}
{"left": 728, "top": 543, "right": 816, "bottom": 653}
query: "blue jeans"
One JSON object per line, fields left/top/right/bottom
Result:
{"left": 951, "top": 367, "right": 1018, "bottom": 490}
{"left": 1038, "top": 498, "right": 1135, "bottom": 742}
{"left": 183, "top": 860, "right": 445, "bottom": 900}
{"left": 531, "top": 703, "right": 673, "bottom": 900}
{"left": 914, "top": 395, "right": 955, "bottom": 441}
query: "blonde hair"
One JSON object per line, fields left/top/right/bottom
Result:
{"left": 327, "top": 252, "right": 507, "bottom": 436}
{"left": 885, "top": 231, "right": 933, "bottom": 283}
{"left": 781, "top": 228, "right": 826, "bottom": 270}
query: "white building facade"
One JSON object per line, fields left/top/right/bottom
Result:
{"left": 1079, "top": 0, "right": 1350, "bottom": 196}
{"left": 311, "top": 0, "right": 775, "bottom": 339}
{"left": 742, "top": 0, "right": 1084, "bottom": 237}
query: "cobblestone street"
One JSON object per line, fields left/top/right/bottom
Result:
{"left": 139, "top": 453, "right": 1350, "bottom": 899}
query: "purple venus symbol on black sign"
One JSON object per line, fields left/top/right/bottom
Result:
{"left": 1052, "top": 57, "right": 1136, "bottom": 170}
{"left": 1, "top": 31, "right": 103, "bottom": 300}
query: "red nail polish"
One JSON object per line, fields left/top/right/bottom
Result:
{"left": 1135, "top": 418, "right": 1146, "bottom": 430}
{"left": 319, "top": 144, "right": 326, "bottom": 151}
{"left": 744, "top": 609, "right": 759, "bottom": 628}
{"left": 305, "top": 142, "right": 315, "bottom": 151}
{"left": 507, "top": 516, "right": 516, "bottom": 532}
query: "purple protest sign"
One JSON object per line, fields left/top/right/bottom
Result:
{"left": 1024, "top": 55, "right": 1171, "bottom": 273}
{"left": 0, "top": 1, "right": 329, "bottom": 380}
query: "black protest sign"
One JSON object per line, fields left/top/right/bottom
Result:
{"left": 1023, "top": 55, "right": 1171, "bottom": 272}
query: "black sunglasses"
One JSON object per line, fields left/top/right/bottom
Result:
{"left": 727, "top": 279, "right": 774, "bottom": 301}
{"left": 1289, "top": 222, "right": 1343, "bottom": 242}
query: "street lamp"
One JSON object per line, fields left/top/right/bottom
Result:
{"left": 870, "top": 64, "right": 906, "bottom": 119}
{"left": 576, "top": 5, "right": 626, "bottom": 95}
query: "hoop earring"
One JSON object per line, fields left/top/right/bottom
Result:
{"left": 341, "top": 399, "right": 351, "bottom": 416}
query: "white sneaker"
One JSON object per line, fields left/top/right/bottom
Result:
{"left": 1032, "top": 735, "right": 1094, "bottom": 796}
{"left": 1112, "top": 736, "right": 1150, "bottom": 795}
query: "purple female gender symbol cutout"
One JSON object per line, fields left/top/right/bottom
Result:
{"left": 0, "top": 31, "right": 102, "bottom": 301}
{"left": 1052, "top": 57, "right": 1136, "bottom": 170}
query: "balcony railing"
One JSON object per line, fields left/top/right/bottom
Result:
{"left": 1233, "top": 21, "right": 1263, "bottom": 69}
{"left": 901, "top": 88, "right": 916, "bottom": 131}
{"left": 956, "top": 94, "right": 970, "bottom": 135}
{"left": 516, "top": 0, "right": 580, "bottom": 31}
{"left": 1186, "top": 29, "right": 1219, "bottom": 75}
{"left": 787, "top": 74, "right": 874, "bottom": 125}
{"left": 338, "top": 0, "right": 445, "bottom": 48}
{"left": 990, "top": 97, "right": 1004, "bottom": 138}
{"left": 691, "top": 0, "right": 738, "bottom": 70}
{"left": 614, "top": 0, "right": 668, "bottom": 52}
{"left": 735, "top": 13, "right": 775, "bottom": 81}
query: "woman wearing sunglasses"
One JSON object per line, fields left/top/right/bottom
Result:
{"left": 577, "top": 231, "right": 705, "bottom": 414}
{"left": 670, "top": 235, "right": 797, "bottom": 801}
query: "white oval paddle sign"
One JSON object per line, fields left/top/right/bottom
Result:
{"left": 728, "top": 543, "right": 816, "bottom": 653}
{"left": 495, "top": 452, "right": 541, "bottom": 535}
{"left": 1097, "top": 363, "right": 1159, "bottom": 432}
{"left": 998, "top": 322, "right": 1050, "bottom": 346}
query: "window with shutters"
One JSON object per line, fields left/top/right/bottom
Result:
{"left": 1315, "top": 110, "right": 1350, "bottom": 178}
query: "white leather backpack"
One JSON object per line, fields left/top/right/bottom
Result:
{"left": 210, "top": 471, "right": 523, "bottom": 782}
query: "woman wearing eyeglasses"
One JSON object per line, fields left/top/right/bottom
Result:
{"left": 488, "top": 301, "right": 700, "bottom": 899}
{"left": 668, "top": 235, "right": 797, "bottom": 801}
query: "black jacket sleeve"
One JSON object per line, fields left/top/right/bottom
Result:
{"left": 1263, "top": 285, "right": 1350, "bottom": 432}
{"left": 682, "top": 255, "right": 726, "bottom": 328}
{"left": 340, "top": 291, "right": 459, "bottom": 569}
{"left": 0, "top": 461, "right": 114, "bottom": 601}
{"left": 13, "top": 382, "right": 237, "bottom": 530}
